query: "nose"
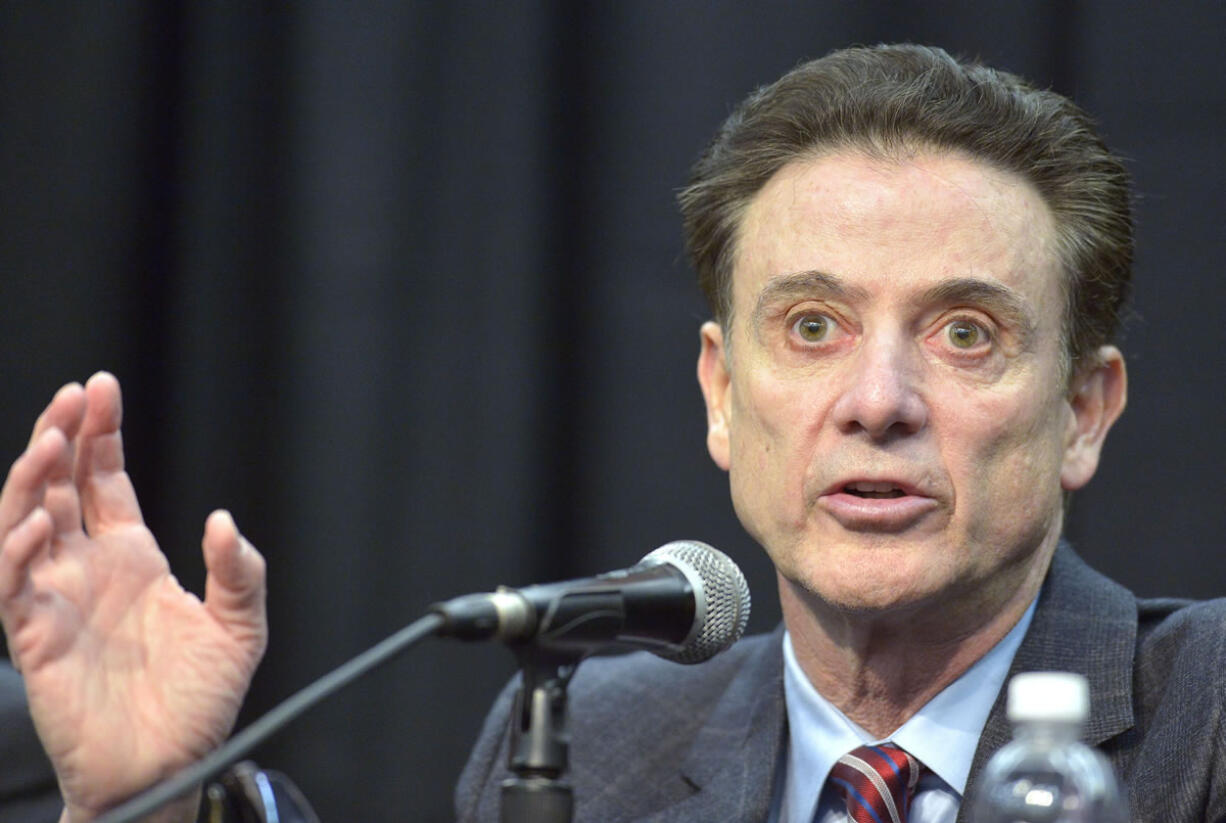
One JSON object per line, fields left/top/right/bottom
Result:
{"left": 829, "top": 331, "right": 928, "bottom": 439}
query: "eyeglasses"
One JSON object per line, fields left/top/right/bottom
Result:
{"left": 203, "top": 761, "right": 320, "bottom": 823}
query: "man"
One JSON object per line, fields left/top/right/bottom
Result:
{"left": 1, "top": 43, "right": 1222, "bottom": 823}
{"left": 456, "top": 45, "right": 1226, "bottom": 821}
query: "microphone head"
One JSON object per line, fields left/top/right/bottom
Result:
{"left": 641, "top": 541, "right": 751, "bottom": 664}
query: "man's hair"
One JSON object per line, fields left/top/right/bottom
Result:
{"left": 678, "top": 43, "right": 1133, "bottom": 367}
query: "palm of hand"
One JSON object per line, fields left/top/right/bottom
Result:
{"left": 0, "top": 375, "right": 268, "bottom": 820}
{"left": 18, "top": 526, "right": 256, "bottom": 812}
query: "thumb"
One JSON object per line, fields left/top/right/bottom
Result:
{"left": 202, "top": 509, "right": 268, "bottom": 649}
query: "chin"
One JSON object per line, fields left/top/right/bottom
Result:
{"left": 777, "top": 538, "right": 956, "bottom": 615}
{"left": 819, "top": 579, "right": 941, "bottom": 617}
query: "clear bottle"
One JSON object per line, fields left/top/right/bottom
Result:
{"left": 968, "top": 672, "right": 1129, "bottom": 823}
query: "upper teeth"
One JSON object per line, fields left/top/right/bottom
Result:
{"left": 847, "top": 481, "right": 900, "bottom": 493}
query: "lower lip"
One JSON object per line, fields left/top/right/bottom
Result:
{"left": 817, "top": 492, "right": 939, "bottom": 532}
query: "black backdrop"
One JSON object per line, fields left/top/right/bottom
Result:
{"left": 3, "top": 3, "right": 1224, "bottom": 820}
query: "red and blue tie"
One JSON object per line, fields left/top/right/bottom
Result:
{"left": 828, "top": 743, "right": 922, "bottom": 823}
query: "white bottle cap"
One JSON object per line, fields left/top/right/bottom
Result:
{"left": 1007, "top": 671, "right": 1090, "bottom": 724}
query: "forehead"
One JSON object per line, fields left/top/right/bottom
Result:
{"left": 731, "top": 149, "right": 1063, "bottom": 323}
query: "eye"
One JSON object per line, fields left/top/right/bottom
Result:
{"left": 793, "top": 313, "right": 831, "bottom": 342}
{"left": 946, "top": 319, "right": 986, "bottom": 349}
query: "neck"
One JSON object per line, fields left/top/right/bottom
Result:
{"left": 780, "top": 543, "right": 1053, "bottom": 739}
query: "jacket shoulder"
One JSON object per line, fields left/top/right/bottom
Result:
{"left": 1124, "top": 597, "right": 1226, "bottom": 819}
{"left": 1135, "top": 596, "right": 1226, "bottom": 696}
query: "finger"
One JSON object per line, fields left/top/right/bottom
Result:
{"left": 202, "top": 510, "right": 268, "bottom": 647}
{"left": 42, "top": 426, "right": 85, "bottom": 543}
{"left": 0, "top": 427, "right": 69, "bottom": 538}
{"left": 74, "top": 372, "right": 144, "bottom": 532}
{"left": 0, "top": 505, "right": 53, "bottom": 615}
{"left": 24, "top": 381, "right": 87, "bottom": 452}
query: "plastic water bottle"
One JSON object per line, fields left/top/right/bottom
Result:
{"left": 968, "top": 672, "right": 1128, "bottom": 822}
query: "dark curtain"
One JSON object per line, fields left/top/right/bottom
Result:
{"left": 3, "top": 3, "right": 1223, "bottom": 820}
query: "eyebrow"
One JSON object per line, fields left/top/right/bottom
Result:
{"left": 921, "top": 278, "right": 1038, "bottom": 344}
{"left": 750, "top": 270, "right": 869, "bottom": 329}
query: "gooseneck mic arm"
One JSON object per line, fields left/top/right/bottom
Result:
{"left": 91, "top": 541, "right": 749, "bottom": 823}
{"left": 92, "top": 612, "right": 447, "bottom": 823}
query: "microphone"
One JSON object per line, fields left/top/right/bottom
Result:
{"left": 431, "top": 540, "right": 751, "bottom": 663}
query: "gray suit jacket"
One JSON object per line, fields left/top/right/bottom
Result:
{"left": 456, "top": 547, "right": 1226, "bottom": 821}
{"left": 0, "top": 662, "right": 61, "bottom": 822}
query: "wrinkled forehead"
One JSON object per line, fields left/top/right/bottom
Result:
{"left": 728, "top": 148, "right": 1066, "bottom": 331}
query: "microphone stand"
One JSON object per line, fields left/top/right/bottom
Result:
{"left": 500, "top": 648, "right": 581, "bottom": 823}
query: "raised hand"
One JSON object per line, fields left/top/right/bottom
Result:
{"left": 0, "top": 373, "right": 268, "bottom": 822}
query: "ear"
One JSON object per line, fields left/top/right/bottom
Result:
{"left": 697, "top": 321, "right": 732, "bottom": 471}
{"left": 1061, "top": 345, "right": 1127, "bottom": 491}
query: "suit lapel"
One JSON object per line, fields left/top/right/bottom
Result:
{"left": 638, "top": 624, "right": 787, "bottom": 821}
{"left": 956, "top": 544, "right": 1137, "bottom": 822}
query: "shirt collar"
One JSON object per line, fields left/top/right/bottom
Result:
{"left": 780, "top": 598, "right": 1036, "bottom": 822}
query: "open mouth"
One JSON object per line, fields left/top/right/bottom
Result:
{"left": 843, "top": 481, "right": 906, "bottom": 499}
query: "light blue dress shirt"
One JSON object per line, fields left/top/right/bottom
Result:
{"left": 770, "top": 599, "right": 1036, "bottom": 823}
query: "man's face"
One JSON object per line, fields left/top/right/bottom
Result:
{"left": 697, "top": 149, "right": 1123, "bottom": 620}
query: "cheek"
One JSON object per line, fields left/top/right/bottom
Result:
{"left": 729, "top": 370, "right": 820, "bottom": 467}
{"left": 727, "top": 372, "right": 824, "bottom": 515}
{"left": 949, "top": 389, "right": 1069, "bottom": 532}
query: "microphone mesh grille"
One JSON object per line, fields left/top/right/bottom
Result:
{"left": 644, "top": 541, "right": 751, "bottom": 664}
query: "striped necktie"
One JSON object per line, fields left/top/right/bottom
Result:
{"left": 827, "top": 743, "right": 922, "bottom": 823}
